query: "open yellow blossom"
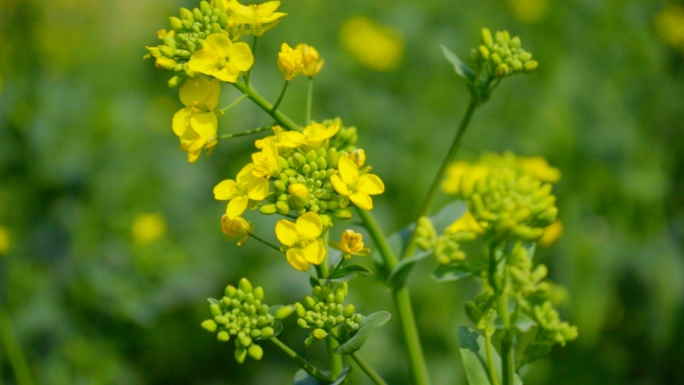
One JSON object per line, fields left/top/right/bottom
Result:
{"left": 255, "top": 126, "right": 304, "bottom": 153}
{"left": 446, "top": 211, "right": 485, "bottom": 235}
{"left": 277, "top": 43, "right": 303, "bottom": 81}
{"left": 131, "top": 213, "right": 167, "bottom": 245}
{"left": 188, "top": 34, "right": 254, "bottom": 83}
{"left": 251, "top": 141, "right": 279, "bottom": 178}
{"left": 331, "top": 157, "right": 385, "bottom": 210}
{"left": 275, "top": 212, "right": 326, "bottom": 271}
{"left": 0, "top": 226, "right": 10, "bottom": 255}
{"left": 214, "top": 164, "right": 270, "bottom": 219}
{"left": 302, "top": 122, "right": 339, "bottom": 147}
{"left": 295, "top": 44, "right": 325, "bottom": 77}
{"left": 221, "top": 215, "right": 253, "bottom": 246}
{"left": 226, "top": 0, "right": 288, "bottom": 36}
{"left": 538, "top": 220, "right": 564, "bottom": 248}
{"left": 339, "top": 17, "right": 404, "bottom": 72}
{"left": 329, "top": 230, "right": 370, "bottom": 260}
{"left": 172, "top": 76, "right": 220, "bottom": 163}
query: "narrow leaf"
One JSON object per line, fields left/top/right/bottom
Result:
{"left": 458, "top": 327, "right": 493, "bottom": 385}
{"left": 335, "top": 312, "right": 391, "bottom": 355}
{"left": 292, "top": 367, "right": 350, "bottom": 385}
{"left": 329, "top": 264, "right": 373, "bottom": 281}
{"left": 432, "top": 263, "right": 472, "bottom": 282}
{"left": 440, "top": 45, "right": 477, "bottom": 83}
{"left": 494, "top": 313, "right": 537, "bottom": 333}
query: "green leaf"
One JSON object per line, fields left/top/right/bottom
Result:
{"left": 494, "top": 313, "right": 537, "bottom": 333}
{"left": 292, "top": 367, "right": 350, "bottom": 385}
{"left": 458, "top": 326, "right": 523, "bottom": 385}
{"left": 387, "top": 249, "right": 432, "bottom": 289}
{"left": 432, "top": 263, "right": 472, "bottom": 282}
{"left": 335, "top": 311, "right": 391, "bottom": 355}
{"left": 309, "top": 276, "right": 321, "bottom": 287}
{"left": 431, "top": 201, "right": 467, "bottom": 233}
{"left": 207, "top": 298, "right": 220, "bottom": 305}
{"left": 441, "top": 45, "right": 477, "bottom": 83}
{"left": 328, "top": 264, "right": 373, "bottom": 282}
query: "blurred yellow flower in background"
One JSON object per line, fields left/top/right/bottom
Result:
{"left": 132, "top": 214, "right": 167, "bottom": 245}
{"left": 339, "top": 17, "right": 404, "bottom": 71}
{"left": 518, "top": 156, "right": 561, "bottom": 183}
{"left": 539, "top": 220, "right": 564, "bottom": 247}
{"left": 0, "top": 226, "right": 10, "bottom": 254}
{"left": 507, "top": 0, "right": 550, "bottom": 23}
{"left": 655, "top": 5, "right": 684, "bottom": 52}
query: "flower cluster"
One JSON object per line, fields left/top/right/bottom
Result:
{"left": 201, "top": 278, "right": 276, "bottom": 363}
{"left": 470, "top": 28, "right": 538, "bottom": 78}
{"left": 293, "top": 283, "right": 362, "bottom": 346}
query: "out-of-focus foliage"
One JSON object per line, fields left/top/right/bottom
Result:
{"left": 0, "top": 0, "right": 683, "bottom": 384}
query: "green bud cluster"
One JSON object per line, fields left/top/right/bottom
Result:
{"left": 146, "top": 1, "right": 238, "bottom": 86}
{"left": 294, "top": 283, "right": 362, "bottom": 346}
{"left": 260, "top": 147, "right": 353, "bottom": 221}
{"left": 464, "top": 291, "right": 495, "bottom": 331}
{"left": 461, "top": 167, "right": 557, "bottom": 243}
{"left": 532, "top": 301, "right": 578, "bottom": 347}
{"left": 414, "top": 217, "right": 437, "bottom": 250}
{"left": 509, "top": 243, "right": 549, "bottom": 300}
{"left": 325, "top": 118, "right": 359, "bottom": 153}
{"left": 434, "top": 231, "right": 477, "bottom": 265}
{"left": 470, "top": 28, "right": 538, "bottom": 78}
{"left": 201, "top": 278, "right": 275, "bottom": 364}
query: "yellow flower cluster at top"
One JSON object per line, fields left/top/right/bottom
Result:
{"left": 215, "top": 120, "right": 384, "bottom": 271}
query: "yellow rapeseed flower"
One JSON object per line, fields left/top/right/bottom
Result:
{"left": 442, "top": 162, "right": 491, "bottom": 196}
{"left": 277, "top": 43, "right": 303, "bottom": 81}
{"left": 226, "top": 0, "right": 288, "bottom": 36}
{"left": 188, "top": 33, "right": 254, "bottom": 83}
{"left": 538, "top": 220, "right": 564, "bottom": 248}
{"left": 255, "top": 126, "right": 304, "bottom": 154}
{"left": 330, "top": 157, "right": 385, "bottom": 210}
{"left": 0, "top": 226, "right": 10, "bottom": 255}
{"left": 446, "top": 211, "right": 485, "bottom": 234}
{"left": 302, "top": 122, "right": 339, "bottom": 148}
{"left": 172, "top": 76, "right": 221, "bottom": 163}
{"left": 339, "top": 17, "right": 404, "bottom": 72}
{"left": 132, "top": 213, "right": 167, "bottom": 245}
{"left": 221, "top": 215, "right": 253, "bottom": 246}
{"left": 655, "top": 5, "right": 684, "bottom": 52}
{"left": 518, "top": 156, "right": 561, "bottom": 183}
{"left": 343, "top": 149, "right": 366, "bottom": 168}
{"left": 214, "top": 164, "right": 270, "bottom": 219}
{"left": 295, "top": 44, "right": 325, "bottom": 77}
{"left": 275, "top": 212, "right": 326, "bottom": 271}
{"left": 329, "top": 230, "right": 370, "bottom": 260}
{"left": 251, "top": 141, "right": 279, "bottom": 178}
{"left": 507, "top": 0, "right": 550, "bottom": 23}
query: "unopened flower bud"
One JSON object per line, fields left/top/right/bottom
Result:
{"left": 169, "top": 16, "right": 183, "bottom": 30}
{"left": 239, "top": 278, "right": 253, "bottom": 293}
{"left": 235, "top": 347, "right": 247, "bottom": 363}
{"left": 201, "top": 319, "right": 218, "bottom": 332}
{"left": 218, "top": 331, "right": 230, "bottom": 341}
{"left": 275, "top": 306, "right": 294, "bottom": 320}
{"left": 248, "top": 344, "right": 264, "bottom": 360}
{"left": 313, "top": 328, "right": 328, "bottom": 340}
{"left": 343, "top": 304, "right": 355, "bottom": 318}
{"left": 155, "top": 56, "right": 177, "bottom": 70}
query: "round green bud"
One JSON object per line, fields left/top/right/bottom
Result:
{"left": 239, "top": 335, "right": 253, "bottom": 347}
{"left": 326, "top": 293, "right": 335, "bottom": 304}
{"left": 343, "top": 304, "right": 355, "bottom": 318}
{"left": 295, "top": 302, "right": 306, "bottom": 317}
{"left": 275, "top": 306, "right": 294, "bottom": 320}
{"left": 481, "top": 28, "right": 493, "bottom": 48}
{"left": 305, "top": 150, "right": 317, "bottom": 163}
{"left": 523, "top": 61, "right": 538, "bottom": 72}
{"left": 302, "top": 164, "right": 311, "bottom": 174}
{"left": 297, "top": 318, "right": 309, "bottom": 328}
{"left": 335, "top": 291, "right": 345, "bottom": 304}
{"left": 293, "top": 153, "right": 306, "bottom": 167}
{"left": 260, "top": 326, "right": 275, "bottom": 339}
{"left": 201, "top": 319, "right": 217, "bottom": 332}
{"left": 235, "top": 289, "right": 246, "bottom": 301}
{"left": 313, "top": 329, "right": 328, "bottom": 340}
{"left": 274, "top": 180, "right": 287, "bottom": 193}
{"left": 248, "top": 344, "right": 264, "bottom": 360}
{"left": 478, "top": 45, "right": 490, "bottom": 60}
{"left": 316, "top": 157, "right": 328, "bottom": 170}
{"left": 253, "top": 286, "right": 264, "bottom": 301}
{"left": 496, "top": 63, "right": 509, "bottom": 77}
{"left": 210, "top": 304, "right": 222, "bottom": 317}
{"left": 167, "top": 75, "right": 185, "bottom": 88}
{"left": 250, "top": 329, "right": 261, "bottom": 338}
{"left": 217, "top": 330, "right": 230, "bottom": 341}
{"left": 334, "top": 208, "right": 353, "bottom": 220}
{"left": 275, "top": 201, "right": 290, "bottom": 215}
{"left": 235, "top": 347, "right": 247, "bottom": 364}
{"left": 304, "top": 296, "right": 316, "bottom": 309}
{"left": 327, "top": 148, "right": 339, "bottom": 168}
{"left": 169, "top": 16, "right": 183, "bottom": 30}
{"left": 239, "top": 278, "right": 253, "bottom": 293}
{"left": 260, "top": 204, "right": 277, "bottom": 215}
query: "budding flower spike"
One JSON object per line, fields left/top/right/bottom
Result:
{"left": 329, "top": 230, "right": 371, "bottom": 260}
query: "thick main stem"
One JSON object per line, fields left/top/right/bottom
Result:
{"left": 355, "top": 208, "right": 431, "bottom": 385}
{"left": 317, "top": 231, "right": 344, "bottom": 379}
{"left": 400, "top": 100, "right": 478, "bottom": 261}
{"left": 306, "top": 78, "right": 313, "bottom": 124}
{"left": 351, "top": 352, "right": 389, "bottom": 385}
{"left": 233, "top": 82, "right": 302, "bottom": 132}
{"left": 270, "top": 337, "right": 332, "bottom": 383}
{"left": 0, "top": 309, "right": 35, "bottom": 385}
{"left": 484, "top": 332, "right": 500, "bottom": 385}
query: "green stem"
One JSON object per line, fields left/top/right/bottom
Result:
{"left": 245, "top": 36, "right": 258, "bottom": 86}
{"left": 270, "top": 337, "right": 333, "bottom": 383}
{"left": 219, "top": 125, "right": 272, "bottom": 139}
{"left": 272, "top": 80, "right": 290, "bottom": 112}
{"left": 484, "top": 332, "right": 500, "bottom": 385}
{"left": 351, "top": 352, "right": 389, "bottom": 385}
{"left": 327, "top": 256, "right": 345, "bottom": 280}
{"left": 497, "top": 269, "right": 514, "bottom": 385}
{"left": 399, "top": 100, "right": 478, "bottom": 262}
{"left": 306, "top": 77, "right": 313, "bottom": 124}
{"left": 0, "top": 308, "right": 35, "bottom": 385}
{"left": 218, "top": 94, "right": 248, "bottom": 112}
{"left": 233, "top": 82, "right": 302, "bottom": 132}
{"left": 355, "top": 208, "right": 431, "bottom": 385}
{"left": 317, "top": 230, "right": 344, "bottom": 379}
{"left": 248, "top": 233, "right": 281, "bottom": 252}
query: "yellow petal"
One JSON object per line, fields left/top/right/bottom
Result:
{"left": 172, "top": 108, "right": 192, "bottom": 137}
{"left": 179, "top": 76, "right": 220, "bottom": 109}
{"left": 230, "top": 42, "right": 255, "bottom": 72}
{"left": 245, "top": 176, "right": 269, "bottom": 201}
{"left": 188, "top": 50, "right": 217, "bottom": 74}
{"left": 214, "top": 179, "right": 239, "bottom": 200}
{"left": 259, "top": 1, "right": 281, "bottom": 15}
{"left": 338, "top": 157, "right": 359, "bottom": 185}
{"left": 286, "top": 249, "right": 310, "bottom": 272}
{"left": 330, "top": 174, "right": 350, "bottom": 196}
{"left": 215, "top": 65, "right": 240, "bottom": 83}
{"left": 237, "top": 164, "right": 256, "bottom": 180}
{"left": 302, "top": 240, "right": 326, "bottom": 265}
{"left": 356, "top": 174, "right": 385, "bottom": 195}
{"left": 190, "top": 111, "right": 218, "bottom": 138}
{"left": 227, "top": 195, "right": 249, "bottom": 218}
{"left": 275, "top": 219, "right": 299, "bottom": 246}
{"left": 350, "top": 192, "right": 373, "bottom": 210}
{"left": 204, "top": 33, "right": 233, "bottom": 57}
{"left": 296, "top": 212, "right": 323, "bottom": 239}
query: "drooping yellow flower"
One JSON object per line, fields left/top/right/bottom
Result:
{"left": 251, "top": 141, "right": 279, "bottom": 178}
{"left": 0, "top": 226, "right": 10, "bottom": 255}
{"left": 339, "top": 17, "right": 404, "bottom": 72}
{"left": 446, "top": 211, "right": 485, "bottom": 235}
{"left": 131, "top": 213, "right": 167, "bottom": 245}
{"left": 329, "top": 230, "right": 370, "bottom": 260}
{"left": 221, "top": 215, "right": 253, "bottom": 246}
{"left": 188, "top": 33, "right": 254, "bottom": 83}
{"left": 331, "top": 157, "right": 385, "bottom": 210}
{"left": 214, "top": 164, "right": 270, "bottom": 219}
{"left": 172, "top": 76, "right": 221, "bottom": 163}
{"left": 302, "top": 122, "right": 339, "bottom": 147}
{"left": 275, "top": 212, "right": 326, "bottom": 271}
{"left": 507, "top": 0, "right": 550, "bottom": 23}
{"left": 255, "top": 126, "right": 304, "bottom": 154}
{"left": 295, "top": 44, "right": 325, "bottom": 77}
{"left": 277, "top": 43, "right": 303, "bottom": 81}
{"left": 226, "top": 0, "right": 288, "bottom": 36}
{"left": 538, "top": 220, "right": 564, "bottom": 248}
{"left": 655, "top": 5, "right": 684, "bottom": 52}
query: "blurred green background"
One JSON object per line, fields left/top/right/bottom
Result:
{"left": 1, "top": 0, "right": 683, "bottom": 384}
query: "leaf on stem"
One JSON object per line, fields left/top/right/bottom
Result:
{"left": 440, "top": 45, "right": 481, "bottom": 102}
{"left": 458, "top": 326, "right": 523, "bottom": 385}
{"left": 431, "top": 263, "right": 472, "bottom": 282}
{"left": 292, "top": 367, "right": 350, "bottom": 385}
{"left": 494, "top": 313, "right": 537, "bottom": 333}
{"left": 335, "top": 312, "right": 391, "bottom": 355}
{"left": 327, "top": 264, "right": 373, "bottom": 282}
